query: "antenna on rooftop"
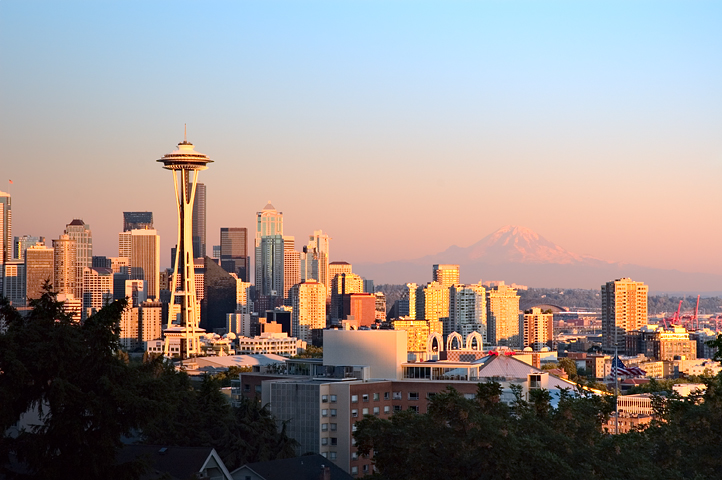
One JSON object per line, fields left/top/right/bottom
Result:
{"left": 184, "top": 124, "right": 187, "bottom": 142}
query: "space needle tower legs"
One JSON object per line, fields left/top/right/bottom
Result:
{"left": 157, "top": 128, "right": 213, "bottom": 359}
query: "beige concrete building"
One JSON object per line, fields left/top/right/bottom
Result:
{"left": 450, "top": 283, "right": 487, "bottom": 341}
{"left": 602, "top": 278, "right": 648, "bottom": 351}
{"left": 53, "top": 234, "right": 78, "bottom": 297}
{"left": 283, "top": 235, "right": 300, "bottom": 301}
{"left": 236, "top": 332, "right": 307, "bottom": 357}
{"left": 487, "top": 284, "right": 521, "bottom": 347}
{"left": 415, "top": 281, "right": 450, "bottom": 325}
{"left": 432, "top": 264, "right": 459, "bottom": 288}
{"left": 81, "top": 266, "right": 113, "bottom": 320}
{"left": 25, "top": 245, "right": 54, "bottom": 300}
{"left": 291, "top": 280, "right": 326, "bottom": 343}
{"left": 129, "top": 229, "right": 160, "bottom": 299}
{"left": 329, "top": 261, "right": 353, "bottom": 283}
{"left": 523, "top": 307, "right": 553, "bottom": 351}
{"left": 139, "top": 301, "right": 163, "bottom": 344}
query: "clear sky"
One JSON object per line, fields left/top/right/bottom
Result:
{"left": 1, "top": 1, "right": 720, "bottom": 273}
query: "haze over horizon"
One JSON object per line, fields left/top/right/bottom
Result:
{"left": 2, "top": 1, "right": 721, "bottom": 280}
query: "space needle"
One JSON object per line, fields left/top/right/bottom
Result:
{"left": 157, "top": 127, "right": 213, "bottom": 358}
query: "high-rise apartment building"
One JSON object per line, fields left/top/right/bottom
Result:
{"left": 220, "top": 227, "right": 248, "bottom": 281}
{"left": 0, "top": 191, "right": 11, "bottom": 293}
{"left": 53, "top": 234, "right": 78, "bottom": 297}
{"left": 522, "top": 307, "right": 553, "bottom": 351}
{"left": 192, "top": 182, "right": 206, "bottom": 257}
{"left": 433, "top": 264, "right": 460, "bottom": 288}
{"left": 290, "top": 280, "right": 326, "bottom": 343}
{"left": 602, "top": 277, "right": 648, "bottom": 351}
{"left": 118, "top": 232, "right": 132, "bottom": 258}
{"left": 374, "top": 292, "right": 386, "bottom": 321}
{"left": 65, "top": 219, "right": 92, "bottom": 268}
{"left": 487, "top": 284, "right": 521, "bottom": 348}
{"left": 450, "top": 283, "right": 487, "bottom": 341}
{"left": 123, "top": 212, "right": 153, "bottom": 232}
{"left": 82, "top": 267, "right": 113, "bottom": 320}
{"left": 415, "top": 282, "right": 450, "bottom": 326}
{"left": 393, "top": 318, "right": 443, "bottom": 355}
{"left": 283, "top": 236, "right": 300, "bottom": 302}
{"left": 255, "top": 202, "right": 283, "bottom": 286}
{"left": 129, "top": 229, "right": 160, "bottom": 299}
{"left": 139, "top": 301, "right": 163, "bottom": 345}
{"left": 405, "top": 283, "right": 417, "bottom": 319}
{"left": 25, "top": 245, "right": 54, "bottom": 301}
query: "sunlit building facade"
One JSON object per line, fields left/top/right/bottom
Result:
{"left": 602, "top": 277, "right": 648, "bottom": 351}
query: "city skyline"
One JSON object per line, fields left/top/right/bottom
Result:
{"left": 2, "top": 1, "right": 721, "bottom": 279}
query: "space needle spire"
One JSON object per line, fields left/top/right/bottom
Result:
{"left": 157, "top": 130, "right": 213, "bottom": 358}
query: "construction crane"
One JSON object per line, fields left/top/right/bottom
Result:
{"left": 661, "top": 300, "right": 683, "bottom": 329}
{"left": 679, "top": 295, "right": 701, "bottom": 330}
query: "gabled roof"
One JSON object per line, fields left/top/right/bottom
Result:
{"left": 117, "top": 445, "right": 232, "bottom": 480}
{"left": 475, "top": 354, "right": 543, "bottom": 378}
{"left": 233, "top": 454, "right": 353, "bottom": 480}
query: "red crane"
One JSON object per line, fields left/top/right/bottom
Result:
{"left": 661, "top": 300, "right": 683, "bottom": 329}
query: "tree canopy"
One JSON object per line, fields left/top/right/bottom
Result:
{"left": 0, "top": 287, "right": 296, "bottom": 479}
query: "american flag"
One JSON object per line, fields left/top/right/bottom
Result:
{"left": 611, "top": 355, "right": 646, "bottom": 377}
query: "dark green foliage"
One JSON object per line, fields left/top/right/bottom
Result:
{"left": 0, "top": 287, "right": 296, "bottom": 479}
{"left": 355, "top": 376, "right": 722, "bottom": 480}
{"left": 293, "top": 345, "right": 323, "bottom": 358}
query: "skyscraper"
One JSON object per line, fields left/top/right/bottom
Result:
{"left": 65, "top": 220, "right": 92, "bottom": 268}
{"left": 3, "top": 261, "right": 25, "bottom": 306}
{"left": 602, "top": 277, "right": 648, "bottom": 351}
{"left": 192, "top": 182, "right": 206, "bottom": 258}
{"left": 157, "top": 132, "right": 211, "bottom": 358}
{"left": 25, "top": 245, "right": 54, "bottom": 301}
{"left": 82, "top": 267, "right": 113, "bottom": 320}
{"left": 522, "top": 307, "right": 553, "bottom": 351}
{"left": 53, "top": 234, "right": 78, "bottom": 297}
{"left": 259, "top": 235, "right": 284, "bottom": 297}
{"left": 330, "top": 272, "right": 364, "bottom": 321}
{"left": 14, "top": 235, "right": 44, "bottom": 261}
{"left": 415, "top": 281, "right": 450, "bottom": 326}
{"left": 123, "top": 212, "right": 153, "bottom": 232}
{"left": 0, "top": 191, "right": 11, "bottom": 292}
{"left": 129, "top": 229, "right": 160, "bottom": 300}
{"left": 255, "top": 202, "right": 283, "bottom": 290}
{"left": 450, "top": 283, "right": 487, "bottom": 341}
{"left": 433, "top": 264, "right": 460, "bottom": 288}
{"left": 290, "top": 280, "right": 326, "bottom": 343}
{"left": 283, "top": 235, "right": 300, "bottom": 302}
{"left": 220, "top": 227, "right": 248, "bottom": 281}
{"left": 487, "top": 284, "right": 521, "bottom": 348}
{"left": 303, "top": 230, "right": 330, "bottom": 297}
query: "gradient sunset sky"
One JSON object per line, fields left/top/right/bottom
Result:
{"left": 1, "top": 1, "right": 720, "bottom": 274}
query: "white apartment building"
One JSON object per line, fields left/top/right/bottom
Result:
{"left": 291, "top": 280, "right": 326, "bottom": 343}
{"left": 236, "top": 332, "right": 306, "bottom": 357}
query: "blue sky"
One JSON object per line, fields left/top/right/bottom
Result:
{"left": 1, "top": 1, "right": 721, "bottom": 278}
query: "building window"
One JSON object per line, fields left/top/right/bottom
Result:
{"left": 352, "top": 423, "right": 357, "bottom": 432}
{"left": 384, "top": 405, "right": 390, "bottom": 413}
{"left": 322, "top": 395, "right": 328, "bottom": 403}
{"left": 352, "top": 409, "right": 358, "bottom": 417}
{"left": 392, "top": 391, "right": 402, "bottom": 400}
{"left": 393, "top": 405, "right": 402, "bottom": 412}
{"left": 362, "top": 408, "right": 369, "bottom": 415}
{"left": 322, "top": 423, "right": 328, "bottom": 431}
{"left": 351, "top": 395, "right": 358, "bottom": 403}
{"left": 330, "top": 409, "right": 337, "bottom": 417}
{"left": 330, "top": 423, "right": 337, "bottom": 431}
{"left": 373, "top": 393, "right": 380, "bottom": 401}
{"left": 352, "top": 451, "right": 358, "bottom": 460}
{"left": 331, "top": 437, "right": 338, "bottom": 446}
{"left": 330, "top": 394, "right": 337, "bottom": 402}
{"left": 384, "top": 392, "right": 390, "bottom": 400}
{"left": 409, "top": 405, "right": 419, "bottom": 413}
{"left": 322, "top": 409, "right": 328, "bottom": 417}
{"left": 351, "top": 466, "right": 358, "bottom": 475}
{"left": 322, "top": 438, "right": 328, "bottom": 446}
{"left": 243, "top": 384, "right": 250, "bottom": 392}
{"left": 363, "top": 464, "right": 369, "bottom": 473}
{"left": 408, "top": 392, "right": 419, "bottom": 400}
{"left": 373, "top": 407, "right": 380, "bottom": 415}
{"left": 330, "top": 452, "right": 337, "bottom": 460}
{"left": 362, "top": 394, "right": 369, "bottom": 402}
{"left": 427, "top": 392, "right": 436, "bottom": 400}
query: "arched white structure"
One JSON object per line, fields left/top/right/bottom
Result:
{"left": 447, "top": 332, "right": 463, "bottom": 351}
{"left": 427, "top": 332, "right": 444, "bottom": 354}
{"left": 465, "top": 331, "right": 483, "bottom": 351}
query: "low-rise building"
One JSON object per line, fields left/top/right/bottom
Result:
{"left": 236, "top": 332, "right": 306, "bottom": 357}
